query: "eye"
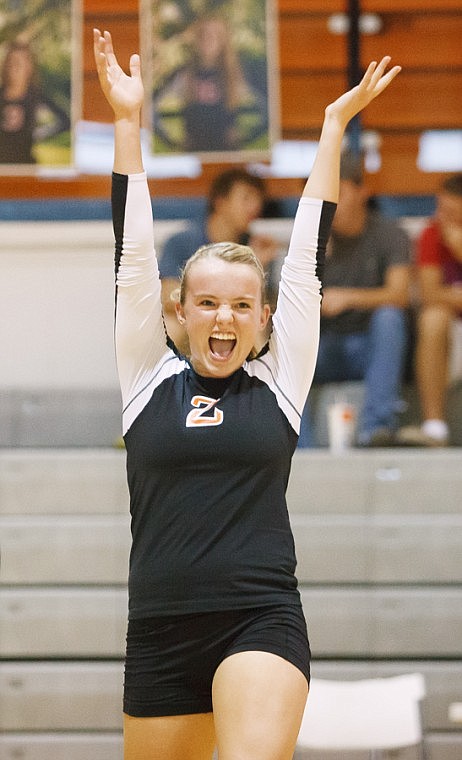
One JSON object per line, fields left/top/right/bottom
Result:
{"left": 199, "top": 299, "right": 215, "bottom": 307}
{"left": 235, "top": 301, "right": 251, "bottom": 310}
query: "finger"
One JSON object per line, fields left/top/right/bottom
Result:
{"left": 93, "top": 28, "right": 104, "bottom": 62}
{"left": 371, "top": 56, "right": 392, "bottom": 81}
{"left": 93, "top": 30, "right": 109, "bottom": 82}
{"left": 93, "top": 29, "right": 109, "bottom": 64}
{"left": 360, "top": 56, "right": 391, "bottom": 91}
{"left": 103, "top": 30, "right": 118, "bottom": 68}
{"left": 359, "top": 60, "right": 378, "bottom": 89}
{"left": 368, "top": 56, "right": 393, "bottom": 90}
{"left": 374, "top": 64, "right": 402, "bottom": 95}
{"left": 129, "top": 53, "right": 141, "bottom": 79}
{"left": 370, "top": 56, "right": 401, "bottom": 86}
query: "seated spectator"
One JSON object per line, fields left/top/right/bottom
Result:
{"left": 397, "top": 174, "right": 462, "bottom": 446}
{"left": 298, "top": 151, "right": 411, "bottom": 448}
{"left": 159, "top": 168, "right": 279, "bottom": 351}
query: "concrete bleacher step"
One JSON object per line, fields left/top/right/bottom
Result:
{"left": 0, "top": 662, "right": 122, "bottom": 732}
{"left": 0, "top": 588, "right": 127, "bottom": 658}
{"left": 288, "top": 449, "right": 462, "bottom": 514}
{"left": 0, "top": 515, "right": 130, "bottom": 584}
{"left": 293, "top": 513, "right": 462, "bottom": 583}
{"left": 1, "top": 660, "right": 460, "bottom": 733}
{"left": 2, "top": 447, "right": 462, "bottom": 516}
{"left": 294, "top": 739, "right": 462, "bottom": 760}
{"left": 1, "top": 380, "right": 461, "bottom": 449}
{"left": 0, "top": 448, "right": 128, "bottom": 515}
{"left": 0, "top": 389, "right": 123, "bottom": 448}
{"left": 2, "top": 512, "right": 461, "bottom": 585}
{"left": 302, "top": 586, "right": 462, "bottom": 658}
{"left": 1, "top": 586, "right": 461, "bottom": 659}
{"left": 0, "top": 734, "right": 123, "bottom": 760}
{"left": 1, "top": 660, "right": 460, "bottom": 759}
{"left": 1, "top": 446, "right": 461, "bottom": 759}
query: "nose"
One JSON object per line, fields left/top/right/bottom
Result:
{"left": 216, "top": 304, "right": 233, "bottom": 324}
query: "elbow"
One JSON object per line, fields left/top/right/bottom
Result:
{"left": 396, "top": 291, "right": 410, "bottom": 309}
{"left": 386, "top": 289, "right": 409, "bottom": 309}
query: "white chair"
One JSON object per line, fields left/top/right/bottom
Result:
{"left": 296, "top": 673, "right": 426, "bottom": 759}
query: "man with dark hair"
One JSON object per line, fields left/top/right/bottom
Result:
{"left": 159, "top": 168, "right": 278, "bottom": 349}
{"left": 206, "top": 168, "right": 266, "bottom": 213}
{"left": 398, "top": 173, "right": 462, "bottom": 446}
{"left": 299, "top": 151, "right": 411, "bottom": 447}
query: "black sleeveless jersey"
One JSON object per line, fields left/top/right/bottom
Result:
{"left": 112, "top": 172, "right": 335, "bottom": 619}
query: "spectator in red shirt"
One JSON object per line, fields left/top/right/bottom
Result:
{"left": 398, "top": 174, "right": 462, "bottom": 446}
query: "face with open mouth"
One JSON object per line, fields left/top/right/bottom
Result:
{"left": 176, "top": 256, "right": 270, "bottom": 377}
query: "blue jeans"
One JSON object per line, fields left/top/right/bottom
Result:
{"left": 299, "top": 306, "right": 408, "bottom": 447}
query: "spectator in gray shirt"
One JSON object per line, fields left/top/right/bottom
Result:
{"left": 299, "top": 151, "right": 411, "bottom": 447}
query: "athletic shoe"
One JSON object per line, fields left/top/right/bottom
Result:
{"left": 395, "top": 425, "right": 449, "bottom": 447}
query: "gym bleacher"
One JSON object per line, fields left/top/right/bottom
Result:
{"left": 0, "top": 209, "right": 461, "bottom": 759}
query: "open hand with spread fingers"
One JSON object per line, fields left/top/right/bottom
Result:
{"left": 325, "top": 57, "right": 401, "bottom": 129}
{"left": 93, "top": 28, "right": 144, "bottom": 119}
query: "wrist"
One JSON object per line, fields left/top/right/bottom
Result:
{"left": 323, "top": 105, "right": 348, "bottom": 134}
{"left": 114, "top": 110, "right": 141, "bottom": 126}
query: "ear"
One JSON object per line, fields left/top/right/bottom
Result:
{"left": 175, "top": 302, "right": 186, "bottom": 325}
{"left": 259, "top": 303, "right": 271, "bottom": 330}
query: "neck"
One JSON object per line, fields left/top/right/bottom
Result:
{"left": 333, "top": 205, "right": 367, "bottom": 237}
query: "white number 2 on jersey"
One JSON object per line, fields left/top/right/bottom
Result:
{"left": 186, "top": 395, "right": 224, "bottom": 427}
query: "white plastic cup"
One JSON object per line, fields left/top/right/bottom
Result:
{"left": 327, "top": 402, "right": 356, "bottom": 452}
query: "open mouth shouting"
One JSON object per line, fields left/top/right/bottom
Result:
{"left": 209, "top": 332, "right": 236, "bottom": 361}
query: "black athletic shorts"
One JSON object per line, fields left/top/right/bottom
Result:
{"left": 123, "top": 603, "right": 310, "bottom": 717}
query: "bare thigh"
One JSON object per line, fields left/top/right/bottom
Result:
{"left": 123, "top": 712, "right": 216, "bottom": 760}
{"left": 212, "top": 650, "right": 309, "bottom": 760}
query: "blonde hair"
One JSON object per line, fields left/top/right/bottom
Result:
{"left": 187, "top": 15, "right": 250, "bottom": 110}
{"left": 178, "top": 241, "right": 267, "bottom": 306}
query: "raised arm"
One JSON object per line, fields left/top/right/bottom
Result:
{"left": 268, "top": 57, "right": 401, "bottom": 425}
{"left": 304, "top": 57, "right": 401, "bottom": 203}
{"left": 93, "top": 30, "right": 168, "bottom": 421}
{"left": 93, "top": 28, "right": 144, "bottom": 174}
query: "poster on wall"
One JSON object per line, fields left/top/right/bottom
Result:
{"left": 0, "top": 0, "right": 79, "bottom": 174}
{"left": 142, "top": 0, "right": 279, "bottom": 162}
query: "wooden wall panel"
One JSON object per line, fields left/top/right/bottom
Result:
{"left": 279, "top": 13, "right": 462, "bottom": 72}
{"left": 277, "top": 2, "right": 462, "bottom": 198}
{"left": 282, "top": 71, "right": 462, "bottom": 132}
{"left": 363, "top": 72, "right": 462, "bottom": 130}
{"left": 0, "top": 1, "right": 460, "bottom": 202}
{"left": 279, "top": 0, "right": 462, "bottom": 11}
{"left": 278, "top": 16, "right": 347, "bottom": 72}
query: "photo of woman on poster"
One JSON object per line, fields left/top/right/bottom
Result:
{"left": 0, "top": 0, "right": 76, "bottom": 170}
{"left": 148, "top": 0, "right": 276, "bottom": 159}
{"left": 0, "top": 38, "right": 70, "bottom": 165}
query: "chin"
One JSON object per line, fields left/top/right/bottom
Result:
{"left": 209, "top": 354, "right": 242, "bottom": 377}
{"left": 210, "top": 359, "right": 237, "bottom": 376}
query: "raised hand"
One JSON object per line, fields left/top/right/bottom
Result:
{"left": 93, "top": 29, "right": 144, "bottom": 118}
{"left": 325, "top": 57, "right": 401, "bottom": 129}
{"left": 303, "top": 56, "right": 401, "bottom": 201}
